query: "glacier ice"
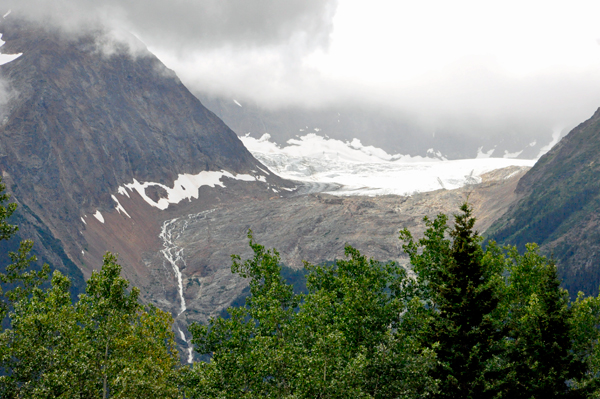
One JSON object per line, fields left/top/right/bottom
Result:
{"left": 241, "top": 133, "right": 537, "bottom": 197}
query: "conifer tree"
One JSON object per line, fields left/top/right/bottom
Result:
{"left": 500, "top": 245, "right": 588, "bottom": 398}
{"left": 401, "top": 203, "right": 504, "bottom": 399}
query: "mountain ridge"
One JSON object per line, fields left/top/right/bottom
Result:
{"left": 487, "top": 107, "right": 600, "bottom": 296}
{"left": 0, "top": 18, "right": 285, "bottom": 299}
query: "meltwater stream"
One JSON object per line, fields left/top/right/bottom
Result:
{"left": 159, "top": 216, "right": 193, "bottom": 362}
{"left": 159, "top": 210, "right": 215, "bottom": 363}
{"left": 159, "top": 217, "right": 189, "bottom": 315}
{"left": 177, "top": 326, "right": 194, "bottom": 364}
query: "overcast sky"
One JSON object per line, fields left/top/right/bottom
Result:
{"left": 5, "top": 0, "right": 600, "bottom": 144}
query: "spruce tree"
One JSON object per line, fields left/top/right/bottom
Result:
{"left": 401, "top": 203, "right": 503, "bottom": 399}
{"left": 500, "top": 246, "right": 587, "bottom": 398}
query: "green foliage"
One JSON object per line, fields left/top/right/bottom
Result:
{"left": 570, "top": 288, "right": 600, "bottom": 396}
{"left": 294, "top": 246, "right": 437, "bottom": 398}
{"left": 400, "top": 203, "right": 504, "bottom": 399}
{"left": 0, "top": 177, "right": 49, "bottom": 323}
{"left": 185, "top": 231, "right": 438, "bottom": 398}
{"left": 186, "top": 233, "right": 301, "bottom": 398}
{"left": 497, "top": 244, "right": 587, "bottom": 397}
{"left": 399, "top": 203, "right": 600, "bottom": 398}
{"left": 0, "top": 239, "right": 50, "bottom": 321}
{"left": 0, "top": 254, "right": 180, "bottom": 398}
{"left": 0, "top": 178, "right": 180, "bottom": 398}
{"left": 184, "top": 205, "right": 600, "bottom": 398}
{"left": 0, "top": 178, "right": 18, "bottom": 242}
{"left": 4, "top": 175, "right": 600, "bottom": 399}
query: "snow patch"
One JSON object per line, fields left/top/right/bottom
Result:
{"left": 120, "top": 170, "right": 261, "bottom": 210}
{"left": 234, "top": 173, "right": 256, "bottom": 182}
{"left": 426, "top": 148, "right": 448, "bottom": 161}
{"left": 503, "top": 149, "right": 523, "bottom": 159}
{"left": 504, "top": 170, "right": 521, "bottom": 180}
{"left": 93, "top": 210, "right": 105, "bottom": 223}
{"left": 111, "top": 195, "right": 131, "bottom": 218}
{"left": 476, "top": 146, "right": 495, "bottom": 159}
{"left": 81, "top": 217, "right": 86, "bottom": 225}
{"left": 0, "top": 33, "right": 22, "bottom": 66}
{"left": 117, "top": 186, "right": 130, "bottom": 198}
{"left": 0, "top": 54, "right": 20, "bottom": 66}
{"left": 257, "top": 166, "right": 270, "bottom": 175}
{"left": 536, "top": 127, "right": 563, "bottom": 158}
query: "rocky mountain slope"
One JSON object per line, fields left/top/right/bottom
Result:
{"left": 0, "top": 18, "right": 286, "bottom": 291}
{"left": 487, "top": 108, "right": 600, "bottom": 297}
{"left": 140, "top": 166, "right": 528, "bottom": 324}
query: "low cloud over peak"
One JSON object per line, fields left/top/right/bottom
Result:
{"left": 4, "top": 1, "right": 600, "bottom": 158}
{"left": 3, "top": 0, "right": 338, "bottom": 52}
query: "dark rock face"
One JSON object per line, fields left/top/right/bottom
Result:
{"left": 0, "top": 19, "right": 269, "bottom": 279}
{"left": 487, "top": 108, "right": 600, "bottom": 297}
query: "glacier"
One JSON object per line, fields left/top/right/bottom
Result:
{"left": 241, "top": 133, "right": 537, "bottom": 197}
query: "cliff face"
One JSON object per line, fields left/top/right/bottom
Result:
{"left": 0, "top": 18, "right": 283, "bottom": 294}
{"left": 0, "top": 20, "right": 262, "bottom": 218}
{"left": 487, "top": 108, "right": 600, "bottom": 297}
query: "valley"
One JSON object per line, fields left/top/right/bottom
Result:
{"left": 81, "top": 160, "right": 529, "bottom": 361}
{"left": 4, "top": 2, "right": 600, "bottom": 397}
{"left": 0, "top": 16, "right": 539, "bottom": 342}
{"left": 1, "top": 11, "right": 599, "bottom": 371}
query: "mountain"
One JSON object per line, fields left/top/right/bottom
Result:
{"left": 486, "top": 108, "right": 600, "bottom": 297}
{"left": 0, "top": 17, "right": 286, "bottom": 294}
{"left": 0, "top": 16, "right": 536, "bottom": 362}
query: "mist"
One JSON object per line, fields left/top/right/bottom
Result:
{"left": 3, "top": 0, "right": 600, "bottom": 156}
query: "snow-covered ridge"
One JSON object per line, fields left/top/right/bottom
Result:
{"left": 241, "top": 133, "right": 536, "bottom": 197}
